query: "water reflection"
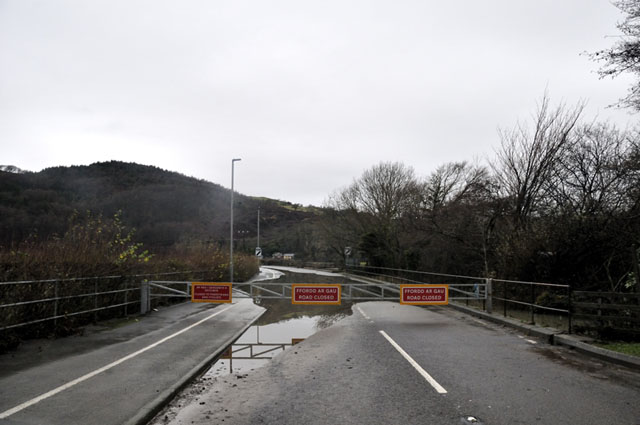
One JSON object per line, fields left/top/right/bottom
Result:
{"left": 206, "top": 299, "right": 352, "bottom": 377}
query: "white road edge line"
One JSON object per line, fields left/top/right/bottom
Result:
{"left": 355, "top": 305, "right": 372, "bottom": 321}
{"left": 379, "top": 330, "right": 447, "bottom": 394}
{"left": 0, "top": 304, "right": 237, "bottom": 419}
{"left": 526, "top": 339, "right": 537, "bottom": 345}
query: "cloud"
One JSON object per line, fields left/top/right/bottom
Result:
{"left": 0, "top": 0, "right": 634, "bottom": 206}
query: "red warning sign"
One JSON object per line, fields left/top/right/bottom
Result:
{"left": 292, "top": 284, "right": 341, "bottom": 305}
{"left": 191, "top": 282, "right": 232, "bottom": 303}
{"left": 400, "top": 285, "right": 449, "bottom": 305}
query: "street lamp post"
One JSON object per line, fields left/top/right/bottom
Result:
{"left": 230, "top": 158, "right": 241, "bottom": 283}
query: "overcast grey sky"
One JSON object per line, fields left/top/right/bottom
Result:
{"left": 0, "top": 0, "right": 636, "bottom": 206}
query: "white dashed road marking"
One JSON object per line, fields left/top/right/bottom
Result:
{"left": 379, "top": 330, "right": 447, "bottom": 394}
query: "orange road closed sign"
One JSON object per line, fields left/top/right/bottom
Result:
{"left": 400, "top": 284, "right": 449, "bottom": 305}
{"left": 292, "top": 284, "right": 341, "bottom": 305}
{"left": 192, "top": 282, "right": 232, "bottom": 303}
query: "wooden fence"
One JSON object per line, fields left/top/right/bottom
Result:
{"left": 572, "top": 291, "right": 640, "bottom": 339}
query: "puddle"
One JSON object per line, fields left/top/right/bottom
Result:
{"left": 206, "top": 298, "right": 352, "bottom": 377}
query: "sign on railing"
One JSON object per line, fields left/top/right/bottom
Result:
{"left": 400, "top": 284, "right": 449, "bottom": 305}
{"left": 191, "top": 282, "right": 232, "bottom": 303}
{"left": 291, "top": 284, "right": 341, "bottom": 305}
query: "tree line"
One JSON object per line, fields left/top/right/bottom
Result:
{"left": 322, "top": 96, "right": 640, "bottom": 291}
{"left": 0, "top": 161, "right": 319, "bottom": 281}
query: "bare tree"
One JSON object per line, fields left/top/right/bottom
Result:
{"left": 491, "top": 95, "right": 584, "bottom": 227}
{"left": 323, "top": 162, "right": 421, "bottom": 267}
{"left": 423, "top": 161, "right": 489, "bottom": 211}
{"left": 550, "top": 123, "right": 632, "bottom": 217}
{"left": 625, "top": 127, "right": 640, "bottom": 214}
{"left": 352, "top": 162, "right": 420, "bottom": 223}
{"left": 590, "top": 0, "right": 640, "bottom": 111}
{"left": 418, "top": 161, "right": 499, "bottom": 276}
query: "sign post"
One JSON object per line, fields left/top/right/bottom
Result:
{"left": 400, "top": 284, "right": 449, "bottom": 305}
{"left": 192, "top": 282, "right": 233, "bottom": 303}
{"left": 292, "top": 284, "right": 341, "bottom": 305}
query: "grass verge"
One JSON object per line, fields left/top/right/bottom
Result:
{"left": 595, "top": 342, "right": 640, "bottom": 357}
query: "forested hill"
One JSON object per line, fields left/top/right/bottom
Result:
{"left": 0, "top": 161, "right": 319, "bottom": 255}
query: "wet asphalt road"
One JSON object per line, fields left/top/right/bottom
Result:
{"left": 156, "top": 301, "right": 640, "bottom": 425}
{"left": 0, "top": 299, "right": 265, "bottom": 425}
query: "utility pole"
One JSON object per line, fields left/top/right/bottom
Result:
{"left": 230, "top": 158, "right": 241, "bottom": 283}
{"left": 257, "top": 207, "right": 260, "bottom": 249}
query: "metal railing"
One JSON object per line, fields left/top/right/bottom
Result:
{"left": 0, "top": 270, "right": 219, "bottom": 333}
{"left": 346, "top": 264, "right": 572, "bottom": 332}
{"left": 345, "top": 265, "right": 490, "bottom": 310}
{"left": 241, "top": 280, "right": 402, "bottom": 302}
{"left": 144, "top": 279, "right": 402, "bottom": 304}
{"left": 1, "top": 266, "right": 588, "bottom": 337}
{"left": 492, "top": 277, "right": 571, "bottom": 331}
{"left": 140, "top": 278, "right": 487, "bottom": 308}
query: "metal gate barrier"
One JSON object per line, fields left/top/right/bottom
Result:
{"left": 140, "top": 278, "right": 489, "bottom": 314}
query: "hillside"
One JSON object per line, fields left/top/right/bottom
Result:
{"left": 0, "top": 161, "right": 325, "bottom": 259}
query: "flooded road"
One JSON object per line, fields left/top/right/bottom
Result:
{"left": 207, "top": 299, "right": 352, "bottom": 377}
{"left": 149, "top": 298, "right": 353, "bottom": 424}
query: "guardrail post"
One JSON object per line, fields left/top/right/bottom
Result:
{"left": 568, "top": 286, "right": 572, "bottom": 334}
{"left": 54, "top": 280, "right": 59, "bottom": 329}
{"left": 486, "top": 278, "right": 493, "bottom": 314}
{"left": 94, "top": 279, "right": 98, "bottom": 323}
{"left": 503, "top": 281, "right": 507, "bottom": 317}
{"left": 530, "top": 283, "right": 535, "bottom": 324}
{"left": 140, "top": 281, "right": 150, "bottom": 314}
{"left": 597, "top": 295, "right": 603, "bottom": 328}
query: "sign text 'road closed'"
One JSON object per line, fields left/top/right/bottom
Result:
{"left": 292, "top": 284, "right": 341, "bottom": 305}
{"left": 400, "top": 284, "right": 449, "bottom": 305}
{"left": 191, "top": 282, "right": 232, "bottom": 303}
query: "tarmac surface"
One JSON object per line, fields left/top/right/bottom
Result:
{"left": 3, "top": 266, "right": 639, "bottom": 425}
{"left": 151, "top": 301, "right": 640, "bottom": 425}
{"left": 0, "top": 298, "right": 265, "bottom": 425}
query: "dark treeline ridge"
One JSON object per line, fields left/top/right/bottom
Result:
{"left": 0, "top": 160, "right": 328, "bottom": 281}
{"left": 0, "top": 161, "right": 310, "bottom": 250}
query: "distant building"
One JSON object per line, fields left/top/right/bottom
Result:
{"left": 272, "top": 252, "right": 283, "bottom": 259}
{"left": 283, "top": 253, "right": 295, "bottom": 261}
